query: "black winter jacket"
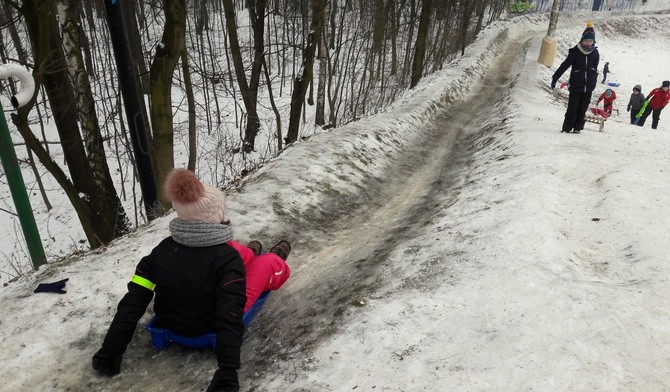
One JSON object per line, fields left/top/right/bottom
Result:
{"left": 99, "top": 237, "right": 246, "bottom": 370}
{"left": 552, "top": 44, "right": 600, "bottom": 94}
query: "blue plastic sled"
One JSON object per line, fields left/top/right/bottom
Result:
{"left": 607, "top": 82, "right": 620, "bottom": 87}
{"left": 146, "top": 291, "right": 270, "bottom": 351}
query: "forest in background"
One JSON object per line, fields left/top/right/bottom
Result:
{"left": 0, "top": 0, "right": 508, "bottom": 263}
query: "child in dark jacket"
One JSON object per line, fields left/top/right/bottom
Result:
{"left": 551, "top": 22, "right": 600, "bottom": 134}
{"left": 627, "top": 85, "right": 646, "bottom": 124}
{"left": 92, "top": 169, "right": 291, "bottom": 392}
{"left": 601, "top": 62, "right": 610, "bottom": 84}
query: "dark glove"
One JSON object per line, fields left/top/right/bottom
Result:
{"left": 627, "top": 106, "right": 630, "bottom": 112}
{"left": 92, "top": 350, "right": 122, "bottom": 376}
{"left": 207, "top": 368, "right": 239, "bottom": 392}
{"left": 550, "top": 80, "right": 556, "bottom": 90}
{"left": 34, "top": 278, "right": 69, "bottom": 294}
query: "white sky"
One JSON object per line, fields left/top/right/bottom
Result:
{"left": 1, "top": 3, "right": 670, "bottom": 391}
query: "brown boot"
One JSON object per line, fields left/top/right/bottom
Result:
{"left": 269, "top": 240, "right": 291, "bottom": 261}
{"left": 247, "top": 241, "right": 263, "bottom": 257}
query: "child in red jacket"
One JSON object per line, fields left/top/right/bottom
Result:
{"left": 637, "top": 80, "right": 670, "bottom": 129}
{"left": 597, "top": 88, "right": 617, "bottom": 115}
{"left": 228, "top": 239, "right": 291, "bottom": 312}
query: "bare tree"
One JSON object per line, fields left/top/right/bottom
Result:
{"left": 58, "top": 0, "right": 130, "bottom": 230}
{"left": 410, "top": 0, "right": 432, "bottom": 88}
{"left": 13, "top": 0, "right": 130, "bottom": 248}
{"left": 121, "top": 0, "right": 154, "bottom": 167}
{"left": 315, "top": 0, "right": 329, "bottom": 126}
{"left": 286, "top": 0, "right": 324, "bottom": 144}
{"left": 149, "top": 0, "right": 187, "bottom": 206}
{"left": 458, "top": 0, "right": 475, "bottom": 56}
{"left": 246, "top": 0, "right": 269, "bottom": 151}
{"left": 220, "top": 0, "right": 269, "bottom": 152}
{"left": 181, "top": 47, "right": 197, "bottom": 171}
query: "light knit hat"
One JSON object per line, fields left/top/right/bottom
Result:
{"left": 164, "top": 168, "right": 226, "bottom": 223}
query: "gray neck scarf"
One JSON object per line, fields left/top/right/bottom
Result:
{"left": 577, "top": 42, "right": 596, "bottom": 55}
{"left": 169, "top": 219, "right": 234, "bottom": 247}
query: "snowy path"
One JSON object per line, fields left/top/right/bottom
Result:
{"left": 245, "top": 17, "right": 670, "bottom": 391}
{"left": 242, "top": 37, "right": 530, "bottom": 389}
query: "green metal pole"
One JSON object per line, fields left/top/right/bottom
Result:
{"left": 0, "top": 107, "right": 46, "bottom": 270}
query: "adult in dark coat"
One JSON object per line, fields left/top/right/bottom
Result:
{"left": 92, "top": 169, "right": 247, "bottom": 392}
{"left": 551, "top": 22, "right": 600, "bottom": 134}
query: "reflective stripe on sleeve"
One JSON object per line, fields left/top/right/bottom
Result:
{"left": 131, "top": 275, "right": 156, "bottom": 291}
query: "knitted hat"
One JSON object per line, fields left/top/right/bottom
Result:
{"left": 662, "top": 80, "right": 670, "bottom": 88}
{"left": 604, "top": 89, "right": 613, "bottom": 97}
{"left": 164, "top": 168, "right": 226, "bottom": 223}
{"left": 581, "top": 22, "right": 595, "bottom": 41}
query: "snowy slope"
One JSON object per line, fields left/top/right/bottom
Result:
{"left": 1, "top": 8, "right": 670, "bottom": 392}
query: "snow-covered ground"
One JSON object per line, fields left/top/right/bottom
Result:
{"left": 1, "top": 6, "right": 670, "bottom": 392}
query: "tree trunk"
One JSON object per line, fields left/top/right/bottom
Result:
{"left": 245, "top": 0, "right": 268, "bottom": 151}
{"left": 286, "top": 0, "right": 324, "bottom": 144}
{"left": 401, "top": 0, "right": 417, "bottom": 81}
{"left": 459, "top": 1, "right": 475, "bottom": 56}
{"left": 262, "top": 57, "right": 283, "bottom": 151}
{"left": 149, "top": 0, "right": 186, "bottom": 205}
{"left": 222, "top": 0, "right": 260, "bottom": 152}
{"left": 388, "top": 0, "right": 398, "bottom": 76}
{"left": 11, "top": 112, "right": 99, "bottom": 247}
{"left": 19, "top": 0, "right": 128, "bottom": 246}
{"left": 1, "top": 2, "right": 28, "bottom": 62}
{"left": 475, "top": 0, "right": 489, "bottom": 35}
{"left": 195, "top": 0, "right": 209, "bottom": 35}
{"left": 330, "top": 0, "right": 337, "bottom": 49}
{"left": 26, "top": 147, "right": 52, "bottom": 211}
{"left": 410, "top": 0, "right": 431, "bottom": 88}
{"left": 181, "top": 47, "right": 197, "bottom": 172}
{"left": 371, "top": 0, "right": 385, "bottom": 55}
{"left": 58, "top": 0, "right": 130, "bottom": 236}
{"left": 124, "top": 0, "right": 152, "bottom": 95}
{"left": 315, "top": 0, "right": 329, "bottom": 126}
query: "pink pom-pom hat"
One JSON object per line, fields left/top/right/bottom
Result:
{"left": 164, "top": 168, "right": 226, "bottom": 223}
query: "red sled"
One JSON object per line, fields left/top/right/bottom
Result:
{"left": 590, "top": 107, "right": 610, "bottom": 118}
